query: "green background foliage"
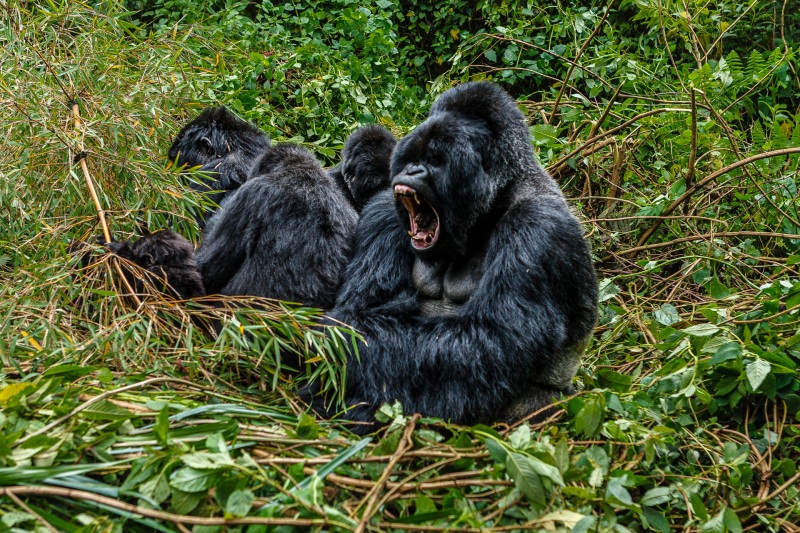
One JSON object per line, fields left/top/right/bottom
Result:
{"left": 1, "top": 0, "right": 799, "bottom": 530}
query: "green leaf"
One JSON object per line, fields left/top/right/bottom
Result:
{"left": 82, "top": 400, "right": 134, "bottom": 421}
{"left": 505, "top": 451, "right": 546, "bottom": 506}
{"left": 574, "top": 396, "right": 605, "bottom": 438}
{"left": 226, "top": 489, "right": 255, "bottom": 518}
{"left": 641, "top": 486, "right": 671, "bottom": 506}
{"left": 484, "top": 49, "right": 497, "bottom": 62}
{"left": 154, "top": 405, "right": 169, "bottom": 447}
{"left": 597, "top": 278, "right": 620, "bottom": 302}
{"left": 295, "top": 412, "right": 320, "bottom": 440}
{"left": 596, "top": 368, "right": 631, "bottom": 392}
{"left": 745, "top": 359, "right": 771, "bottom": 390}
{"left": 709, "top": 342, "right": 742, "bottom": 365}
{"left": 605, "top": 476, "right": 635, "bottom": 509}
{"left": 169, "top": 467, "right": 221, "bottom": 492}
{"left": 683, "top": 324, "right": 720, "bottom": 336}
{"left": 508, "top": 424, "right": 531, "bottom": 450}
{"left": 654, "top": 304, "right": 680, "bottom": 326}
{"left": 180, "top": 452, "right": 235, "bottom": 470}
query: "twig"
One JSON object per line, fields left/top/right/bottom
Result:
{"left": 548, "top": 0, "right": 618, "bottom": 124}
{"left": 4, "top": 489, "right": 59, "bottom": 533}
{"left": 353, "top": 414, "right": 420, "bottom": 533}
{"left": 613, "top": 230, "right": 800, "bottom": 258}
{"left": 547, "top": 108, "right": 691, "bottom": 177}
{"left": 15, "top": 377, "right": 209, "bottom": 446}
{"left": 683, "top": 87, "right": 699, "bottom": 214}
{"left": 0, "top": 486, "right": 337, "bottom": 528}
{"left": 70, "top": 103, "right": 142, "bottom": 304}
{"left": 634, "top": 147, "right": 800, "bottom": 249}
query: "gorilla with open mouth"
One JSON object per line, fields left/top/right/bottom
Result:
{"left": 316, "top": 81, "right": 598, "bottom": 431}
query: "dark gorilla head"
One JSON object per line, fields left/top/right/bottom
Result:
{"left": 390, "top": 82, "right": 548, "bottom": 258}
{"left": 339, "top": 125, "right": 397, "bottom": 211}
{"left": 251, "top": 143, "right": 325, "bottom": 182}
{"left": 168, "top": 106, "right": 270, "bottom": 168}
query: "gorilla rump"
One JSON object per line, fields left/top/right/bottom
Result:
{"left": 328, "top": 125, "right": 397, "bottom": 212}
{"left": 106, "top": 229, "right": 205, "bottom": 300}
{"left": 320, "top": 82, "right": 598, "bottom": 429}
{"left": 196, "top": 144, "right": 358, "bottom": 309}
{"left": 168, "top": 106, "right": 271, "bottom": 226}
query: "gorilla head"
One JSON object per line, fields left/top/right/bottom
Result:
{"left": 338, "top": 125, "right": 397, "bottom": 211}
{"left": 168, "top": 106, "right": 270, "bottom": 169}
{"left": 390, "top": 82, "right": 550, "bottom": 259}
{"left": 168, "top": 106, "right": 271, "bottom": 227}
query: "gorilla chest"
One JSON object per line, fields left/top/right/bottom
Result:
{"left": 412, "top": 248, "right": 487, "bottom": 316}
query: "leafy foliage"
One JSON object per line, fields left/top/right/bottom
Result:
{"left": 1, "top": 0, "right": 800, "bottom": 530}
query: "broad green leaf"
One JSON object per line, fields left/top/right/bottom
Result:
{"left": 683, "top": 324, "right": 720, "bottom": 336}
{"left": 709, "top": 342, "right": 742, "bottom": 365}
{"left": 169, "top": 467, "right": 221, "bottom": 492}
{"left": 506, "top": 451, "right": 546, "bottom": 506}
{"left": 596, "top": 368, "right": 632, "bottom": 392}
{"left": 746, "top": 359, "right": 771, "bottom": 390}
{"left": 226, "top": 489, "right": 255, "bottom": 518}
{"left": 641, "top": 486, "right": 671, "bottom": 506}
{"left": 654, "top": 303, "right": 680, "bottom": 326}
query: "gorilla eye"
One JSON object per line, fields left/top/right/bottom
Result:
{"left": 200, "top": 136, "right": 214, "bottom": 155}
{"left": 426, "top": 152, "right": 445, "bottom": 168}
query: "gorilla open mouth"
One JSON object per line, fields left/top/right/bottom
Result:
{"left": 394, "top": 184, "right": 440, "bottom": 249}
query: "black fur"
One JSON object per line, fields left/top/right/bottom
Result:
{"left": 106, "top": 229, "right": 205, "bottom": 300}
{"left": 168, "top": 106, "right": 271, "bottom": 226}
{"left": 328, "top": 125, "right": 397, "bottom": 212}
{"left": 196, "top": 144, "right": 358, "bottom": 308}
{"left": 319, "top": 82, "right": 598, "bottom": 431}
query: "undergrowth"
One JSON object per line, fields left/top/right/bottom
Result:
{"left": 0, "top": 0, "right": 799, "bottom": 531}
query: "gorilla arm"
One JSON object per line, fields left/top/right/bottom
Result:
{"left": 334, "top": 195, "right": 597, "bottom": 425}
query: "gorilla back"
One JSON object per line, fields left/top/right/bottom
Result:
{"left": 196, "top": 144, "right": 358, "bottom": 309}
{"left": 330, "top": 82, "right": 598, "bottom": 429}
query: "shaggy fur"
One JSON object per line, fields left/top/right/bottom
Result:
{"left": 328, "top": 125, "right": 397, "bottom": 212}
{"left": 315, "top": 82, "right": 598, "bottom": 431}
{"left": 168, "top": 106, "right": 271, "bottom": 226}
{"left": 196, "top": 144, "right": 358, "bottom": 308}
{"left": 106, "top": 229, "right": 205, "bottom": 300}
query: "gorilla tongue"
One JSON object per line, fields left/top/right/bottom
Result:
{"left": 394, "top": 184, "right": 440, "bottom": 250}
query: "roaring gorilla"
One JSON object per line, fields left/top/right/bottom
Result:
{"left": 328, "top": 125, "right": 397, "bottom": 212}
{"left": 195, "top": 144, "right": 358, "bottom": 308}
{"left": 106, "top": 229, "right": 205, "bottom": 300}
{"left": 318, "top": 82, "right": 598, "bottom": 429}
{"left": 168, "top": 106, "right": 271, "bottom": 226}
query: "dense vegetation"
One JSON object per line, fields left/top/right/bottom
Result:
{"left": 1, "top": 0, "right": 799, "bottom": 531}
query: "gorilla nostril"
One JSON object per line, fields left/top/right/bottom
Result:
{"left": 406, "top": 164, "right": 426, "bottom": 176}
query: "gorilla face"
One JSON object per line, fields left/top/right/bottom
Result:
{"left": 390, "top": 115, "right": 494, "bottom": 258}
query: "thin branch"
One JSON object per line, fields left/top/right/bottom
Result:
{"left": 548, "top": 0, "right": 618, "bottom": 124}
{"left": 634, "top": 147, "right": 800, "bottom": 249}
{"left": 4, "top": 489, "right": 59, "bottom": 533}
{"left": 353, "top": 414, "right": 420, "bottom": 533}
{"left": 0, "top": 486, "right": 337, "bottom": 528}
{"left": 615, "top": 230, "right": 800, "bottom": 258}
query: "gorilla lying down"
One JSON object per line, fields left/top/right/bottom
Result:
{"left": 309, "top": 81, "right": 598, "bottom": 432}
